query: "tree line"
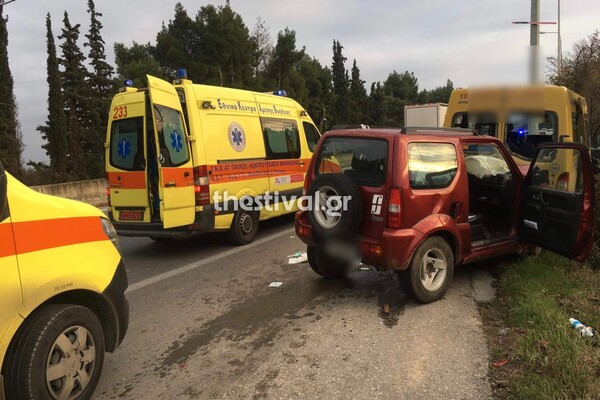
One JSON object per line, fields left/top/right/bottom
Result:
{"left": 6, "top": 1, "right": 598, "bottom": 184}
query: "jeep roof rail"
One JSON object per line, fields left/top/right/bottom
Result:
{"left": 400, "top": 126, "right": 477, "bottom": 136}
{"left": 330, "top": 124, "right": 399, "bottom": 130}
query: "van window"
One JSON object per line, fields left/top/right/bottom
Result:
{"left": 451, "top": 112, "right": 497, "bottom": 136}
{"left": 110, "top": 117, "right": 144, "bottom": 171}
{"left": 505, "top": 111, "right": 557, "bottom": 160}
{"left": 262, "top": 118, "right": 300, "bottom": 159}
{"left": 303, "top": 122, "right": 320, "bottom": 152}
{"left": 153, "top": 105, "right": 190, "bottom": 167}
{"left": 316, "top": 137, "right": 388, "bottom": 187}
{"left": 408, "top": 143, "right": 458, "bottom": 189}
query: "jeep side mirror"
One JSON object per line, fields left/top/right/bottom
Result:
{"left": 0, "top": 161, "right": 8, "bottom": 221}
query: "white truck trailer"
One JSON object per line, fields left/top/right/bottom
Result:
{"left": 404, "top": 103, "right": 448, "bottom": 127}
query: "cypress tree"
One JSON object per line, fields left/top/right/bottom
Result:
{"left": 59, "top": 11, "right": 88, "bottom": 179}
{"left": 331, "top": 40, "right": 349, "bottom": 126}
{"left": 37, "top": 13, "right": 68, "bottom": 179}
{"left": 84, "top": 0, "right": 113, "bottom": 177}
{"left": 349, "top": 59, "right": 368, "bottom": 124}
{"left": 0, "top": 4, "right": 23, "bottom": 176}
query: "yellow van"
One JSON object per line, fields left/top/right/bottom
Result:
{"left": 106, "top": 71, "right": 321, "bottom": 244}
{"left": 0, "top": 161, "right": 128, "bottom": 400}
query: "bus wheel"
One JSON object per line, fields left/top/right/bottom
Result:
{"left": 228, "top": 210, "right": 259, "bottom": 245}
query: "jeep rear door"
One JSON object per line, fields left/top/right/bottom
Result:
{"left": 518, "top": 143, "right": 595, "bottom": 261}
{"left": 147, "top": 75, "right": 195, "bottom": 229}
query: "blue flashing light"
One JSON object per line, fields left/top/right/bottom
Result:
{"left": 177, "top": 69, "right": 188, "bottom": 79}
{"left": 273, "top": 89, "right": 287, "bottom": 97}
{"left": 518, "top": 129, "right": 526, "bottom": 137}
{"left": 123, "top": 79, "right": 133, "bottom": 87}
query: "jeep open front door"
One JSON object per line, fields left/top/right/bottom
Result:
{"left": 519, "top": 143, "right": 595, "bottom": 261}
{"left": 147, "top": 75, "right": 195, "bottom": 229}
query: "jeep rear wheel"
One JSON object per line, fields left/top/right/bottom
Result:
{"left": 307, "top": 246, "right": 348, "bottom": 279}
{"left": 402, "top": 236, "right": 454, "bottom": 303}
{"left": 306, "top": 174, "right": 363, "bottom": 238}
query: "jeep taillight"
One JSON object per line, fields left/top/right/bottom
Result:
{"left": 387, "top": 187, "right": 402, "bottom": 228}
{"left": 193, "top": 165, "right": 210, "bottom": 206}
{"left": 557, "top": 172, "right": 569, "bottom": 191}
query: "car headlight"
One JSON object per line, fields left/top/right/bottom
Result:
{"left": 100, "top": 217, "right": 121, "bottom": 252}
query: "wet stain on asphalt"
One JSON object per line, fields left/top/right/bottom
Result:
{"left": 156, "top": 277, "right": 352, "bottom": 377}
{"left": 376, "top": 272, "right": 410, "bottom": 328}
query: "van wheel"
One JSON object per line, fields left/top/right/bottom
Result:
{"left": 228, "top": 210, "right": 259, "bottom": 245}
{"left": 403, "top": 236, "right": 454, "bottom": 303}
{"left": 3, "top": 304, "right": 105, "bottom": 400}
{"left": 307, "top": 246, "right": 348, "bottom": 279}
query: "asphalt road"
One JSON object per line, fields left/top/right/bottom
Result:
{"left": 94, "top": 215, "right": 494, "bottom": 400}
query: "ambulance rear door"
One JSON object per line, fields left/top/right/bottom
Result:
{"left": 107, "top": 91, "right": 151, "bottom": 224}
{"left": 147, "top": 75, "right": 195, "bottom": 229}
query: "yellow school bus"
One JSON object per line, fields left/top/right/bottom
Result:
{"left": 444, "top": 85, "right": 591, "bottom": 190}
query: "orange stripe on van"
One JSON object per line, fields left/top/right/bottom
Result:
{"left": 161, "top": 167, "right": 194, "bottom": 188}
{"left": 0, "top": 223, "right": 16, "bottom": 258}
{"left": 3, "top": 217, "right": 107, "bottom": 257}
{"left": 107, "top": 171, "right": 146, "bottom": 189}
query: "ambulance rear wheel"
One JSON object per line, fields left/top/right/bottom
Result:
{"left": 4, "top": 304, "right": 105, "bottom": 400}
{"left": 228, "top": 209, "right": 259, "bottom": 245}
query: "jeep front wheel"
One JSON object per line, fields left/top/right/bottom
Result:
{"left": 402, "top": 236, "right": 454, "bottom": 303}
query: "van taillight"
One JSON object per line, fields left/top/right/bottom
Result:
{"left": 387, "top": 188, "right": 402, "bottom": 228}
{"left": 557, "top": 172, "right": 569, "bottom": 191}
{"left": 193, "top": 165, "right": 210, "bottom": 206}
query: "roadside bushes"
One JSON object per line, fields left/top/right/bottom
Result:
{"left": 590, "top": 176, "right": 600, "bottom": 268}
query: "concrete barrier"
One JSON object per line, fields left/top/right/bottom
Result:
{"left": 31, "top": 179, "right": 108, "bottom": 207}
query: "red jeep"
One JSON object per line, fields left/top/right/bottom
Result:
{"left": 295, "top": 127, "right": 596, "bottom": 303}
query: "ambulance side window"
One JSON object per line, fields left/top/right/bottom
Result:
{"left": 110, "top": 117, "right": 144, "bottom": 171}
{"left": 261, "top": 118, "right": 300, "bottom": 159}
{"left": 154, "top": 105, "right": 190, "bottom": 167}
{"left": 303, "top": 122, "right": 320, "bottom": 152}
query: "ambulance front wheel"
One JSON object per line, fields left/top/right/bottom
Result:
{"left": 3, "top": 304, "right": 105, "bottom": 400}
{"left": 228, "top": 209, "right": 259, "bottom": 245}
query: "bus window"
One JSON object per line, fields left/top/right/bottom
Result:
{"left": 505, "top": 112, "right": 557, "bottom": 159}
{"left": 572, "top": 101, "right": 585, "bottom": 144}
{"left": 451, "top": 112, "right": 497, "bottom": 136}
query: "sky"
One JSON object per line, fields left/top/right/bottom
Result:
{"left": 4, "top": 0, "right": 600, "bottom": 164}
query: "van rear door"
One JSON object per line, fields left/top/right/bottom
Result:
{"left": 518, "top": 143, "right": 595, "bottom": 261}
{"left": 147, "top": 75, "right": 195, "bottom": 229}
{"left": 107, "top": 91, "right": 151, "bottom": 223}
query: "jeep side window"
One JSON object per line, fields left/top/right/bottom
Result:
{"left": 408, "top": 143, "right": 458, "bottom": 189}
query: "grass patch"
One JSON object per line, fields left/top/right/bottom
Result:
{"left": 487, "top": 252, "right": 600, "bottom": 399}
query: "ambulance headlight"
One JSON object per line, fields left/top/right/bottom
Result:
{"left": 100, "top": 217, "right": 121, "bottom": 252}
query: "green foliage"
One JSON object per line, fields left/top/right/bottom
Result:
{"left": 418, "top": 79, "right": 454, "bottom": 104}
{"left": 331, "top": 40, "right": 349, "bottom": 126}
{"left": 37, "top": 13, "right": 68, "bottom": 181}
{"left": 59, "top": 11, "right": 90, "bottom": 180}
{"left": 348, "top": 59, "right": 368, "bottom": 124}
{"left": 114, "top": 41, "right": 164, "bottom": 86}
{"left": 498, "top": 253, "right": 600, "bottom": 399}
{"left": 268, "top": 28, "right": 305, "bottom": 89}
{"left": 0, "top": 5, "right": 23, "bottom": 176}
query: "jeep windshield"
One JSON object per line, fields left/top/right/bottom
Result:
{"left": 316, "top": 137, "right": 388, "bottom": 187}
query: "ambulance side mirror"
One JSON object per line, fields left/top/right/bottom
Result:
{"left": 0, "top": 161, "right": 8, "bottom": 221}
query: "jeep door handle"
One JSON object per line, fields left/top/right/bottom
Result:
{"left": 165, "top": 181, "right": 176, "bottom": 187}
{"left": 299, "top": 161, "right": 306, "bottom": 166}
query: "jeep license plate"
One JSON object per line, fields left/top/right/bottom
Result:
{"left": 119, "top": 211, "right": 143, "bottom": 221}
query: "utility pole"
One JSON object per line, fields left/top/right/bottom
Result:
{"left": 530, "top": 0, "right": 540, "bottom": 83}
{"left": 557, "top": 0, "right": 562, "bottom": 75}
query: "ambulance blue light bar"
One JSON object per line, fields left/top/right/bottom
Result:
{"left": 177, "top": 69, "right": 188, "bottom": 79}
{"left": 123, "top": 79, "right": 133, "bottom": 87}
{"left": 273, "top": 89, "right": 287, "bottom": 97}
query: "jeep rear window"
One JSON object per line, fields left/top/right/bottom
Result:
{"left": 110, "top": 117, "right": 144, "bottom": 171}
{"left": 316, "top": 137, "right": 388, "bottom": 187}
{"left": 408, "top": 143, "right": 458, "bottom": 189}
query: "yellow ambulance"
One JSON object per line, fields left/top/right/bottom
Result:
{"left": 106, "top": 70, "right": 321, "bottom": 244}
{"left": 0, "top": 161, "right": 128, "bottom": 400}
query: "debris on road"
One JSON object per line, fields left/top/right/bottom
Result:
{"left": 569, "top": 317, "right": 594, "bottom": 337}
{"left": 288, "top": 251, "right": 308, "bottom": 264}
{"left": 269, "top": 281, "right": 283, "bottom": 288}
{"left": 492, "top": 358, "right": 508, "bottom": 367}
{"left": 383, "top": 304, "right": 390, "bottom": 314}
{"left": 359, "top": 266, "right": 370, "bottom": 271}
